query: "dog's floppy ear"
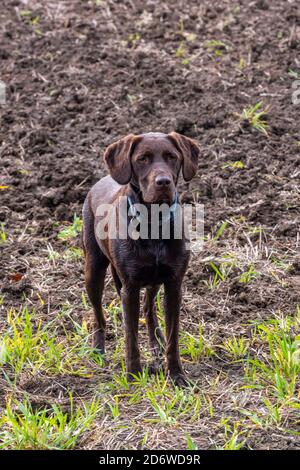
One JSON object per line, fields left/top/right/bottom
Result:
{"left": 103, "top": 134, "right": 138, "bottom": 185}
{"left": 168, "top": 132, "right": 200, "bottom": 181}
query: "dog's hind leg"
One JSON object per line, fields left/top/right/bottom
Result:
{"left": 83, "top": 200, "right": 109, "bottom": 355}
{"left": 85, "top": 250, "right": 109, "bottom": 354}
{"left": 143, "top": 285, "right": 166, "bottom": 371}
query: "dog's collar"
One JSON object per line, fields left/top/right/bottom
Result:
{"left": 127, "top": 192, "right": 179, "bottom": 224}
{"left": 129, "top": 182, "right": 140, "bottom": 194}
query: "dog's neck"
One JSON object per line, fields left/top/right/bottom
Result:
{"left": 126, "top": 182, "right": 179, "bottom": 240}
{"left": 129, "top": 181, "right": 140, "bottom": 196}
{"left": 126, "top": 183, "right": 179, "bottom": 214}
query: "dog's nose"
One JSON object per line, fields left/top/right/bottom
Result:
{"left": 155, "top": 175, "right": 171, "bottom": 187}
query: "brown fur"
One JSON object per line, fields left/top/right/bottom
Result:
{"left": 82, "top": 132, "right": 200, "bottom": 385}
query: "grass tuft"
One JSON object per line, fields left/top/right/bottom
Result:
{"left": 236, "top": 102, "right": 270, "bottom": 135}
{"left": 0, "top": 395, "right": 99, "bottom": 450}
{"left": 58, "top": 214, "right": 83, "bottom": 240}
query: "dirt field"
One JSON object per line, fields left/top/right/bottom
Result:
{"left": 0, "top": 0, "right": 300, "bottom": 450}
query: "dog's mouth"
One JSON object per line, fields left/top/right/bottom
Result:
{"left": 142, "top": 193, "right": 175, "bottom": 205}
{"left": 141, "top": 186, "right": 176, "bottom": 205}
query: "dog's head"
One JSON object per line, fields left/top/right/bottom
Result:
{"left": 104, "top": 132, "right": 200, "bottom": 204}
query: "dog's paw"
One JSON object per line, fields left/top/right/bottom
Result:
{"left": 92, "top": 331, "right": 105, "bottom": 355}
{"left": 169, "top": 371, "right": 189, "bottom": 387}
{"left": 92, "top": 345, "right": 106, "bottom": 356}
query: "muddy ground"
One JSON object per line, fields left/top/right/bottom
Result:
{"left": 0, "top": 0, "right": 300, "bottom": 450}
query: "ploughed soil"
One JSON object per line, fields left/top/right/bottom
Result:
{"left": 0, "top": 0, "right": 299, "bottom": 450}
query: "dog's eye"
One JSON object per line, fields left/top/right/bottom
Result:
{"left": 137, "top": 155, "right": 149, "bottom": 163}
{"left": 166, "top": 153, "right": 177, "bottom": 161}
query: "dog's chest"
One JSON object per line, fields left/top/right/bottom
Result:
{"left": 128, "top": 240, "right": 176, "bottom": 285}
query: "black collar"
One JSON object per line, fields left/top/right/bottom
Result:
{"left": 129, "top": 182, "right": 140, "bottom": 195}
{"left": 127, "top": 191, "right": 179, "bottom": 224}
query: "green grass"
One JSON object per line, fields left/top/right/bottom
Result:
{"left": 107, "top": 396, "right": 120, "bottom": 420}
{"left": 237, "top": 102, "right": 270, "bottom": 136}
{"left": 239, "top": 265, "right": 260, "bottom": 284}
{"left": 174, "top": 20, "right": 196, "bottom": 65}
{"left": 217, "top": 419, "right": 248, "bottom": 450}
{"left": 0, "top": 306, "right": 104, "bottom": 378}
{"left": 219, "top": 336, "right": 250, "bottom": 361}
{"left": 203, "top": 258, "right": 234, "bottom": 289}
{"left": 0, "top": 395, "right": 99, "bottom": 450}
{"left": 127, "top": 32, "right": 141, "bottom": 48}
{"left": 213, "top": 221, "right": 229, "bottom": 241}
{"left": 245, "top": 312, "right": 300, "bottom": 400}
{"left": 58, "top": 214, "right": 83, "bottom": 240}
{"left": 205, "top": 39, "right": 229, "bottom": 56}
{"left": 186, "top": 433, "right": 198, "bottom": 450}
{"left": 222, "top": 161, "right": 245, "bottom": 170}
{"left": 288, "top": 69, "right": 298, "bottom": 79}
{"left": 202, "top": 245, "right": 264, "bottom": 290}
{"left": 146, "top": 386, "right": 202, "bottom": 425}
{"left": 0, "top": 222, "right": 7, "bottom": 244}
{"left": 175, "top": 42, "right": 190, "bottom": 65}
{"left": 0, "top": 294, "right": 299, "bottom": 449}
{"left": 180, "top": 324, "right": 215, "bottom": 360}
{"left": 63, "top": 246, "right": 84, "bottom": 261}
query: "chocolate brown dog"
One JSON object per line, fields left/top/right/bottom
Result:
{"left": 82, "top": 132, "right": 200, "bottom": 385}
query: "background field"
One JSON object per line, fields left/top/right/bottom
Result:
{"left": 0, "top": 0, "right": 299, "bottom": 450}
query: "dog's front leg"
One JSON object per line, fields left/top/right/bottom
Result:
{"left": 121, "top": 285, "right": 142, "bottom": 379}
{"left": 164, "top": 280, "right": 187, "bottom": 386}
